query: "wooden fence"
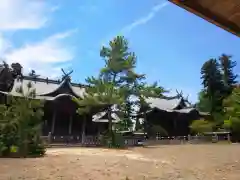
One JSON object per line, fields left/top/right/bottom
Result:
{"left": 41, "top": 134, "right": 144, "bottom": 147}
{"left": 144, "top": 134, "right": 231, "bottom": 146}
{"left": 41, "top": 133, "right": 231, "bottom": 147}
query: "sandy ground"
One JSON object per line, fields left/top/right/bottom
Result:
{"left": 0, "top": 144, "right": 240, "bottom": 180}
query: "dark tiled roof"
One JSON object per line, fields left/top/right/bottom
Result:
{"left": 144, "top": 97, "right": 206, "bottom": 114}
{"left": 145, "top": 97, "right": 184, "bottom": 110}
{"left": 0, "top": 66, "right": 4, "bottom": 75}
{"left": 0, "top": 76, "right": 86, "bottom": 100}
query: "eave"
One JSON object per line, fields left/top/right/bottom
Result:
{"left": 169, "top": 0, "right": 240, "bottom": 37}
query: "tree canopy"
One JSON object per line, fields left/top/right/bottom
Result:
{"left": 194, "top": 54, "right": 238, "bottom": 135}
{"left": 0, "top": 82, "right": 45, "bottom": 157}
{"left": 223, "top": 87, "right": 240, "bottom": 135}
{"left": 75, "top": 36, "right": 167, "bottom": 145}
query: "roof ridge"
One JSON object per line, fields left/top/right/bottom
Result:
{"left": 22, "top": 75, "right": 86, "bottom": 87}
{"left": 148, "top": 96, "right": 182, "bottom": 100}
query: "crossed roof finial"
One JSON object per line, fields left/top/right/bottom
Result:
{"left": 61, "top": 68, "right": 73, "bottom": 81}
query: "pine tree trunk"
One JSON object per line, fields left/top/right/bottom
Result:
{"left": 81, "top": 116, "right": 86, "bottom": 144}
{"left": 135, "top": 118, "right": 140, "bottom": 131}
{"left": 143, "top": 111, "right": 147, "bottom": 135}
{"left": 107, "top": 107, "right": 114, "bottom": 145}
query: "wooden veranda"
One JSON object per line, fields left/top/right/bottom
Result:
{"left": 169, "top": 0, "right": 240, "bottom": 37}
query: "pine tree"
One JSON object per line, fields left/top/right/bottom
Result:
{"left": 76, "top": 36, "right": 141, "bottom": 144}
{"left": 73, "top": 100, "right": 91, "bottom": 144}
{"left": 0, "top": 82, "right": 45, "bottom": 157}
{"left": 219, "top": 54, "right": 238, "bottom": 96}
{"left": 201, "top": 59, "right": 225, "bottom": 116}
{"left": 196, "top": 90, "right": 212, "bottom": 113}
{"left": 119, "top": 65, "right": 145, "bottom": 131}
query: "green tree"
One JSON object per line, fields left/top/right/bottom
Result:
{"left": 201, "top": 59, "right": 225, "bottom": 117}
{"left": 0, "top": 61, "right": 23, "bottom": 91}
{"left": 76, "top": 36, "right": 142, "bottom": 145}
{"left": 196, "top": 90, "right": 212, "bottom": 112}
{"left": 223, "top": 87, "right": 240, "bottom": 139}
{"left": 190, "top": 120, "right": 213, "bottom": 135}
{"left": 101, "top": 36, "right": 146, "bottom": 131}
{"left": 0, "top": 82, "right": 45, "bottom": 157}
{"left": 219, "top": 54, "right": 238, "bottom": 96}
{"left": 118, "top": 65, "right": 145, "bottom": 131}
{"left": 73, "top": 98, "right": 91, "bottom": 144}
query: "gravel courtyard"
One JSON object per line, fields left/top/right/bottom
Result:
{"left": 0, "top": 144, "right": 240, "bottom": 180}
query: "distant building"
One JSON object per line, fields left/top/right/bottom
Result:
{"left": 138, "top": 96, "right": 209, "bottom": 137}
{"left": 0, "top": 67, "right": 209, "bottom": 140}
{"left": 0, "top": 75, "right": 120, "bottom": 142}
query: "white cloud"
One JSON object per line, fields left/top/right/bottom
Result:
{"left": 101, "top": 1, "right": 169, "bottom": 46}
{"left": 50, "top": 5, "right": 61, "bottom": 12}
{"left": 4, "top": 30, "right": 76, "bottom": 78}
{"left": 122, "top": 1, "right": 169, "bottom": 34}
{"left": 0, "top": 0, "right": 51, "bottom": 31}
{"left": 0, "top": 34, "right": 12, "bottom": 55}
{"left": 0, "top": 0, "right": 75, "bottom": 78}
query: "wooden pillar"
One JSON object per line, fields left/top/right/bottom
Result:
{"left": 51, "top": 109, "right": 56, "bottom": 134}
{"left": 227, "top": 133, "right": 231, "bottom": 142}
{"left": 69, "top": 115, "right": 73, "bottom": 135}
{"left": 97, "top": 124, "right": 101, "bottom": 136}
{"left": 143, "top": 111, "right": 147, "bottom": 135}
{"left": 173, "top": 119, "right": 177, "bottom": 129}
{"left": 173, "top": 113, "right": 179, "bottom": 136}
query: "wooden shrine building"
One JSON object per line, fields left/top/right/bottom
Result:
{"left": 0, "top": 74, "right": 120, "bottom": 142}
{"left": 169, "top": 0, "right": 240, "bottom": 37}
{"left": 140, "top": 96, "right": 209, "bottom": 137}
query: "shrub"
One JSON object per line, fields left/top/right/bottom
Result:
{"left": 0, "top": 142, "right": 7, "bottom": 156}
{"left": 0, "top": 86, "right": 46, "bottom": 157}
{"left": 112, "top": 132, "right": 125, "bottom": 148}
{"left": 190, "top": 119, "right": 213, "bottom": 135}
{"left": 100, "top": 131, "right": 125, "bottom": 148}
{"left": 28, "top": 141, "right": 46, "bottom": 157}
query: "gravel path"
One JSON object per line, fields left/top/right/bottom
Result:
{"left": 0, "top": 144, "right": 240, "bottom": 180}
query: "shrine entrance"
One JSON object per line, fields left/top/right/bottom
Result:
{"left": 50, "top": 95, "right": 79, "bottom": 136}
{"left": 42, "top": 94, "right": 107, "bottom": 141}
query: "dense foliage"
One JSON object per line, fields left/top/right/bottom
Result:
{"left": 198, "top": 54, "right": 237, "bottom": 117}
{"left": 223, "top": 87, "right": 240, "bottom": 140}
{"left": 76, "top": 36, "right": 139, "bottom": 147}
{"left": 200, "top": 58, "right": 225, "bottom": 116}
{"left": 196, "top": 90, "right": 212, "bottom": 113}
{"left": 0, "top": 62, "right": 22, "bottom": 91}
{"left": 193, "top": 54, "right": 239, "bottom": 136}
{"left": 0, "top": 83, "right": 45, "bottom": 157}
{"left": 1, "top": 36, "right": 238, "bottom": 153}
{"left": 219, "top": 54, "right": 237, "bottom": 95}
{"left": 75, "top": 36, "right": 166, "bottom": 147}
{"left": 190, "top": 120, "right": 213, "bottom": 135}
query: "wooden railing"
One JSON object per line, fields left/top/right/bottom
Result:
{"left": 41, "top": 133, "right": 231, "bottom": 148}
{"left": 41, "top": 133, "right": 145, "bottom": 147}
{"left": 47, "top": 135, "right": 101, "bottom": 146}
{"left": 144, "top": 134, "right": 231, "bottom": 146}
{"left": 123, "top": 136, "right": 144, "bottom": 146}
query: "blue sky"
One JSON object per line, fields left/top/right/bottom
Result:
{"left": 1, "top": 0, "right": 240, "bottom": 103}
